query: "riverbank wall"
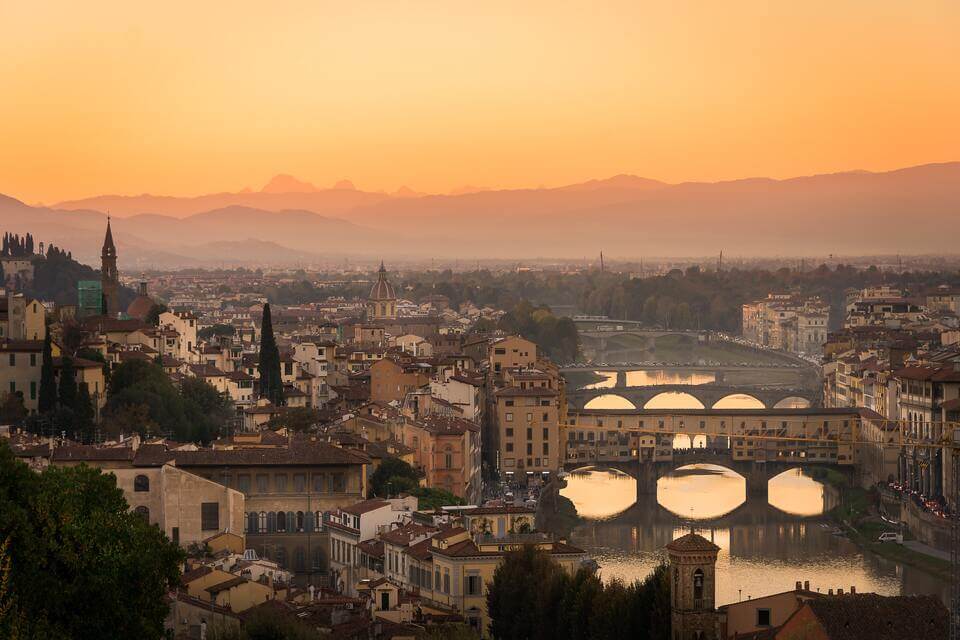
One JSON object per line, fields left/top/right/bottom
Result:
{"left": 880, "top": 490, "right": 952, "bottom": 551}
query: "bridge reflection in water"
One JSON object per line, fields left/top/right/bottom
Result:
{"left": 560, "top": 467, "right": 949, "bottom": 606}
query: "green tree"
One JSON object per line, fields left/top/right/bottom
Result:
{"left": 57, "top": 356, "right": 77, "bottom": 410}
{"left": 267, "top": 407, "right": 321, "bottom": 432}
{"left": 487, "top": 546, "right": 563, "bottom": 640}
{"left": 370, "top": 457, "right": 421, "bottom": 497}
{"left": 37, "top": 332, "right": 57, "bottom": 414}
{"left": 198, "top": 323, "right": 236, "bottom": 341}
{"left": 257, "top": 303, "right": 284, "bottom": 406}
{"left": 0, "top": 392, "right": 27, "bottom": 426}
{"left": 180, "top": 377, "right": 234, "bottom": 442}
{"left": 75, "top": 382, "right": 96, "bottom": 444}
{"left": 144, "top": 303, "right": 169, "bottom": 327}
{"left": 0, "top": 441, "right": 183, "bottom": 639}
{"left": 413, "top": 487, "right": 465, "bottom": 511}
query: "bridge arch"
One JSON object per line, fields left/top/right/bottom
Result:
{"left": 712, "top": 393, "right": 765, "bottom": 409}
{"left": 658, "top": 463, "right": 747, "bottom": 520}
{"left": 583, "top": 394, "right": 637, "bottom": 410}
{"left": 766, "top": 467, "right": 831, "bottom": 517}
{"left": 773, "top": 396, "right": 811, "bottom": 409}
{"left": 643, "top": 391, "right": 705, "bottom": 409}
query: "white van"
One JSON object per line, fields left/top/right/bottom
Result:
{"left": 878, "top": 532, "right": 902, "bottom": 543}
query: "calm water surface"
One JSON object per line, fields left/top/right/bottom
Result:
{"left": 560, "top": 466, "right": 949, "bottom": 605}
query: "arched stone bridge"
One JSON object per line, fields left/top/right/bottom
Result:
{"left": 565, "top": 384, "right": 820, "bottom": 411}
{"left": 564, "top": 449, "right": 852, "bottom": 498}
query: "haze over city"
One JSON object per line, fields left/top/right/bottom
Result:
{"left": 2, "top": 3, "right": 960, "bottom": 640}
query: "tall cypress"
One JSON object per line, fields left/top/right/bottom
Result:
{"left": 76, "top": 382, "right": 95, "bottom": 443}
{"left": 38, "top": 331, "right": 57, "bottom": 414}
{"left": 58, "top": 356, "right": 77, "bottom": 411}
{"left": 257, "top": 303, "right": 284, "bottom": 406}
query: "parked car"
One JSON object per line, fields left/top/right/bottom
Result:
{"left": 878, "top": 532, "right": 903, "bottom": 543}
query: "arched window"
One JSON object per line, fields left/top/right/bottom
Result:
{"left": 134, "top": 505, "right": 150, "bottom": 521}
{"left": 267, "top": 512, "right": 277, "bottom": 533}
{"left": 286, "top": 511, "right": 295, "bottom": 533}
{"left": 296, "top": 511, "right": 305, "bottom": 532}
{"left": 258, "top": 511, "right": 267, "bottom": 533}
{"left": 314, "top": 511, "right": 323, "bottom": 531}
{"left": 276, "top": 511, "right": 287, "bottom": 533}
{"left": 247, "top": 512, "right": 258, "bottom": 534}
{"left": 693, "top": 569, "right": 704, "bottom": 608}
{"left": 134, "top": 475, "right": 150, "bottom": 492}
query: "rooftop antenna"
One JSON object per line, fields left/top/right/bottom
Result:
{"left": 600, "top": 251, "right": 605, "bottom": 273}
{"left": 718, "top": 250, "right": 723, "bottom": 273}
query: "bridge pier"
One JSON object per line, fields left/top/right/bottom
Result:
{"left": 616, "top": 370, "right": 627, "bottom": 387}
{"left": 636, "top": 460, "right": 662, "bottom": 498}
{"left": 744, "top": 462, "right": 769, "bottom": 498}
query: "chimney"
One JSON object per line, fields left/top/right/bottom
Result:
{"left": 828, "top": 589, "right": 834, "bottom": 595}
{"left": 850, "top": 586, "right": 856, "bottom": 594}
{"left": 837, "top": 588, "right": 843, "bottom": 595}
{"left": 795, "top": 581, "right": 802, "bottom": 591}
{"left": 138, "top": 282, "right": 147, "bottom": 296}
{"left": 804, "top": 580, "right": 810, "bottom": 591}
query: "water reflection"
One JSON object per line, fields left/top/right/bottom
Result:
{"left": 644, "top": 391, "right": 705, "bottom": 409}
{"left": 774, "top": 396, "right": 812, "bottom": 409}
{"left": 658, "top": 464, "right": 746, "bottom": 519}
{"left": 583, "top": 371, "right": 618, "bottom": 389}
{"left": 584, "top": 394, "right": 637, "bottom": 410}
{"left": 559, "top": 468, "right": 949, "bottom": 606}
{"left": 713, "top": 393, "right": 765, "bottom": 409}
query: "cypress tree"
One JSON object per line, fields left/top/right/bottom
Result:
{"left": 58, "top": 356, "right": 77, "bottom": 411}
{"left": 76, "top": 382, "right": 96, "bottom": 443}
{"left": 38, "top": 331, "right": 57, "bottom": 414}
{"left": 257, "top": 303, "right": 284, "bottom": 406}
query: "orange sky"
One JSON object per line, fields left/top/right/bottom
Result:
{"left": 1, "top": 1, "right": 958, "bottom": 204}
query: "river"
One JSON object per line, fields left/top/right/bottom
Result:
{"left": 559, "top": 368, "right": 949, "bottom": 605}
{"left": 560, "top": 465, "right": 949, "bottom": 606}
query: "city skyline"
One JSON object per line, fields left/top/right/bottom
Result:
{"left": 1, "top": 1, "right": 958, "bottom": 203}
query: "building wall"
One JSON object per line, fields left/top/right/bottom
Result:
{"left": 113, "top": 465, "right": 245, "bottom": 547}
{"left": 497, "top": 392, "right": 561, "bottom": 475}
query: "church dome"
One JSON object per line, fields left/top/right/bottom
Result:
{"left": 369, "top": 262, "right": 396, "bottom": 301}
{"left": 126, "top": 282, "right": 155, "bottom": 321}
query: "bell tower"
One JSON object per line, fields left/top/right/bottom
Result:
{"left": 101, "top": 217, "right": 119, "bottom": 317}
{"left": 666, "top": 531, "right": 720, "bottom": 640}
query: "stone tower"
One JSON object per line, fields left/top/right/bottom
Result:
{"left": 367, "top": 261, "right": 397, "bottom": 320}
{"left": 666, "top": 531, "right": 721, "bottom": 640}
{"left": 101, "top": 217, "right": 119, "bottom": 317}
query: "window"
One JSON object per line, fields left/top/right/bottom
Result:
{"left": 505, "top": 399, "right": 514, "bottom": 406}
{"left": 30, "top": 381, "right": 36, "bottom": 400}
{"left": 276, "top": 474, "right": 288, "bottom": 492}
{"left": 526, "top": 428, "right": 533, "bottom": 439}
{"left": 8, "top": 354, "right": 14, "bottom": 366}
{"left": 505, "top": 428, "right": 513, "bottom": 437}
{"left": 542, "top": 443, "right": 549, "bottom": 455}
{"left": 505, "top": 412, "right": 513, "bottom": 422}
{"left": 172, "top": 527, "right": 179, "bottom": 545}
{"left": 201, "top": 502, "right": 219, "bottom": 531}
{"left": 256, "top": 474, "right": 269, "bottom": 493}
{"left": 526, "top": 413, "right": 533, "bottom": 422}
{"left": 465, "top": 574, "right": 482, "bottom": 596}
{"left": 30, "top": 354, "right": 36, "bottom": 367}
{"left": 756, "top": 608, "right": 771, "bottom": 627}
{"left": 237, "top": 474, "right": 251, "bottom": 494}
{"left": 277, "top": 511, "right": 287, "bottom": 532}
{"left": 134, "top": 505, "right": 150, "bottom": 521}
{"left": 526, "top": 443, "right": 533, "bottom": 455}
{"left": 506, "top": 443, "right": 514, "bottom": 452}
{"left": 693, "top": 569, "right": 704, "bottom": 609}
{"left": 542, "top": 427, "right": 549, "bottom": 439}
{"left": 443, "top": 569, "right": 450, "bottom": 594}
{"left": 293, "top": 474, "right": 306, "bottom": 492}
{"left": 258, "top": 511, "right": 267, "bottom": 533}
{"left": 134, "top": 475, "right": 150, "bottom": 492}
{"left": 247, "top": 512, "right": 258, "bottom": 533}
{"left": 543, "top": 413, "right": 549, "bottom": 421}
{"left": 313, "top": 474, "right": 325, "bottom": 492}
{"left": 332, "top": 472, "right": 346, "bottom": 493}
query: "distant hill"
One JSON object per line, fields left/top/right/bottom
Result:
{"left": 4, "top": 161, "right": 958, "bottom": 262}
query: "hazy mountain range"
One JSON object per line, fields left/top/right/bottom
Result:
{"left": 1, "top": 162, "right": 958, "bottom": 268}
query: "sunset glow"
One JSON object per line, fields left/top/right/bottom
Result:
{"left": 2, "top": 1, "right": 958, "bottom": 203}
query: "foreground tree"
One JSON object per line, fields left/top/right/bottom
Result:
{"left": 257, "top": 303, "right": 284, "bottom": 406}
{"left": 0, "top": 441, "right": 183, "bottom": 639}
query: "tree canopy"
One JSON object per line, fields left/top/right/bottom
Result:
{"left": 487, "top": 547, "right": 670, "bottom": 640}
{"left": 0, "top": 441, "right": 183, "bottom": 639}
{"left": 104, "top": 359, "right": 232, "bottom": 442}
{"left": 257, "top": 303, "right": 284, "bottom": 406}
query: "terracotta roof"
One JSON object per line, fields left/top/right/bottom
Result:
{"left": 404, "top": 537, "right": 433, "bottom": 561}
{"left": 51, "top": 445, "right": 135, "bottom": 462}
{"left": 135, "top": 440, "right": 369, "bottom": 467}
{"left": 419, "top": 415, "right": 480, "bottom": 435}
{"left": 665, "top": 532, "right": 720, "bottom": 553}
{"left": 379, "top": 523, "right": 436, "bottom": 547}
{"left": 205, "top": 576, "right": 248, "bottom": 594}
{"left": 800, "top": 593, "right": 947, "bottom": 640}
{"left": 342, "top": 498, "right": 391, "bottom": 516}
{"left": 357, "top": 539, "right": 384, "bottom": 558}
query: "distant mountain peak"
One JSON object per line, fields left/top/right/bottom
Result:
{"left": 559, "top": 174, "right": 667, "bottom": 191}
{"left": 260, "top": 174, "right": 320, "bottom": 194}
{"left": 332, "top": 179, "right": 356, "bottom": 191}
{"left": 392, "top": 186, "right": 424, "bottom": 198}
